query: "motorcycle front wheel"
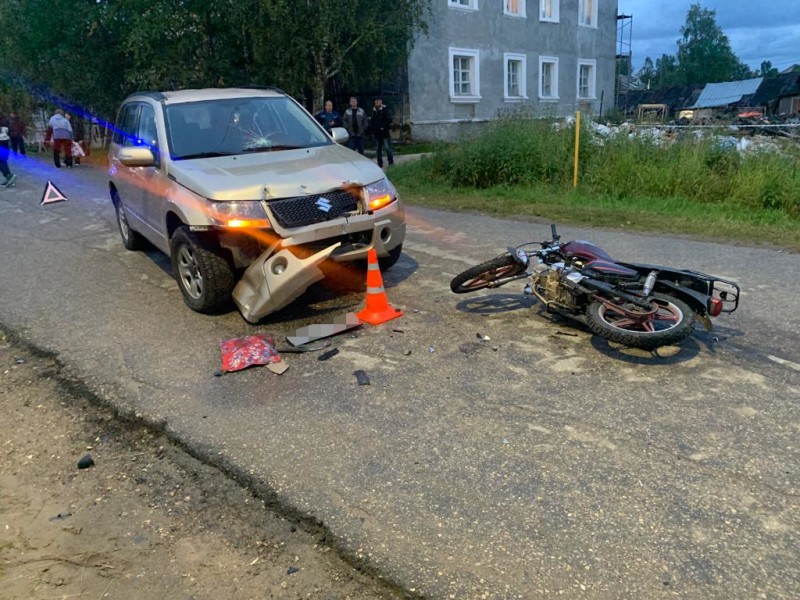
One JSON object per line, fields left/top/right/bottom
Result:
{"left": 450, "top": 254, "right": 527, "bottom": 294}
{"left": 585, "top": 291, "right": 695, "bottom": 350}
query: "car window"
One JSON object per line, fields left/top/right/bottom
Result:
{"left": 137, "top": 104, "right": 158, "bottom": 149}
{"left": 116, "top": 104, "right": 141, "bottom": 148}
{"left": 136, "top": 104, "right": 159, "bottom": 164}
{"left": 164, "top": 96, "right": 331, "bottom": 160}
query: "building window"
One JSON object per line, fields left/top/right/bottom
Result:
{"left": 540, "top": 0, "right": 559, "bottom": 22}
{"left": 539, "top": 56, "right": 559, "bottom": 100}
{"left": 504, "top": 53, "right": 527, "bottom": 100}
{"left": 579, "top": 0, "right": 597, "bottom": 27}
{"left": 449, "top": 47, "right": 481, "bottom": 102}
{"left": 577, "top": 59, "right": 596, "bottom": 99}
{"left": 504, "top": 0, "right": 525, "bottom": 18}
{"left": 449, "top": 0, "right": 478, "bottom": 10}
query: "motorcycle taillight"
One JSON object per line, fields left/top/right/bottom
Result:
{"left": 708, "top": 297, "right": 723, "bottom": 317}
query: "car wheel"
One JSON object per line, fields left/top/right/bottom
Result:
{"left": 378, "top": 244, "right": 403, "bottom": 271}
{"left": 170, "top": 226, "right": 235, "bottom": 314}
{"left": 112, "top": 190, "right": 144, "bottom": 251}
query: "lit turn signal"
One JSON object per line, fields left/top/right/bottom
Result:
{"left": 226, "top": 218, "right": 271, "bottom": 228}
{"left": 365, "top": 178, "right": 397, "bottom": 212}
{"left": 368, "top": 194, "right": 393, "bottom": 211}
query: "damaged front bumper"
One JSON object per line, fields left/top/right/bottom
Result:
{"left": 233, "top": 242, "right": 341, "bottom": 323}
{"left": 231, "top": 204, "right": 406, "bottom": 323}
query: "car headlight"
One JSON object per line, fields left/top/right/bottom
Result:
{"left": 365, "top": 178, "right": 398, "bottom": 212}
{"left": 207, "top": 200, "right": 270, "bottom": 228}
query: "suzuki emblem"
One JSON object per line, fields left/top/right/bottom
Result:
{"left": 316, "top": 197, "right": 332, "bottom": 213}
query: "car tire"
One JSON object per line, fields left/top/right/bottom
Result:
{"left": 170, "top": 226, "right": 235, "bottom": 314}
{"left": 112, "top": 190, "right": 145, "bottom": 251}
{"left": 378, "top": 244, "right": 403, "bottom": 271}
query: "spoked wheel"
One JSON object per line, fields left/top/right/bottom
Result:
{"left": 586, "top": 291, "right": 695, "bottom": 350}
{"left": 450, "top": 255, "right": 527, "bottom": 294}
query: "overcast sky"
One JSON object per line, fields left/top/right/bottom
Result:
{"left": 617, "top": 0, "right": 799, "bottom": 73}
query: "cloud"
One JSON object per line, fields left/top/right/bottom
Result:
{"left": 619, "top": 0, "right": 800, "bottom": 71}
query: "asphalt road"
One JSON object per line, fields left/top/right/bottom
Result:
{"left": 1, "top": 154, "right": 798, "bottom": 599}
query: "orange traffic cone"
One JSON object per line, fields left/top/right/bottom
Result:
{"left": 356, "top": 249, "right": 403, "bottom": 325}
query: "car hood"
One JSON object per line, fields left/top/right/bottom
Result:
{"left": 167, "top": 144, "right": 386, "bottom": 201}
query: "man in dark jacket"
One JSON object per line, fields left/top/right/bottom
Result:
{"left": 314, "top": 100, "right": 342, "bottom": 133}
{"left": 370, "top": 97, "right": 393, "bottom": 168}
{"left": 8, "top": 112, "right": 26, "bottom": 156}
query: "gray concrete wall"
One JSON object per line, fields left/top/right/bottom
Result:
{"left": 407, "top": 0, "right": 618, "bottom": 141}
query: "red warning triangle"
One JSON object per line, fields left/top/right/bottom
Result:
{"left": 40, "top": 180, "right": 69, "bottom": 206}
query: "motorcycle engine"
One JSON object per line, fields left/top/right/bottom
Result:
{"left": 531, "top": 264, "right": 579, "bottom": 309}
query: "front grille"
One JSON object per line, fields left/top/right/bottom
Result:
{"left": 267, "top": 190, "right": 360, "bottom": 228}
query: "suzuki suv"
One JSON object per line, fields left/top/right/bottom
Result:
{"left": 108, "top": 87, "right": 404, "bottom": 321}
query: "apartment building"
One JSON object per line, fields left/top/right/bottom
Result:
{"left": 406, "top": 0, "right": 618, "bottom": 140}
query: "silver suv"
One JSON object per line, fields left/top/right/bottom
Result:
{"left": 108, "top": 87, "right": 405, "bottom": 321}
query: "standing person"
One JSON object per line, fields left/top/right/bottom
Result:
{"left": 66, "top": 113, "right": 85, "bottom": 165}
{"left": 0, "top": 119, "right": 17, "bottom": 188}
{"left": 8, "top": 111, "right": 26, "bottom": 156}
{"left": 342, "top": 96, "right": 368, "bottom": 155}
{"left": 314, "top": 100, "right": 342, "bottom": 133}
{"left": 48, "top": 109, "right": 73, "bottom": 168}
{"left": 371, "top": 97, "right": 393, "bottom": 168}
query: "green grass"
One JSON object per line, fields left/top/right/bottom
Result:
{"left": 389, "top": 116, "right": 800, "bottom": 250}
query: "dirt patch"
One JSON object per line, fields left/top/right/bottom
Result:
{"left": 0, "top": 330, "right": 404, "bottom": 599}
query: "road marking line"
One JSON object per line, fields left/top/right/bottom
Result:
{"left": 767, "top": 355, "right": 800, "bottom": 372}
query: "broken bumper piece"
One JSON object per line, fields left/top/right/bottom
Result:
{"left": 233, "top": 242, "right": 341, "bottom": 323}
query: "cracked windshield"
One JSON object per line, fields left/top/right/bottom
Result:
{"left": 165, "top": 96, "right": 330, "bottom": 160}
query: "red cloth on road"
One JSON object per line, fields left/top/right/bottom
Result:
{"left": 220, "top": 334, "right": 281, "bottom": 373}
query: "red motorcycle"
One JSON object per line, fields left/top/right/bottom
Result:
{"left": 450, "top": 225, "right": 740, "bottom": 350}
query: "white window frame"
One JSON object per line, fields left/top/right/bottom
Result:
{"left": 539, "top": 0, "right": 559, "bottom": 22}
{"left": 504, "top": 0, "right": 526, "bottom": 18}
{"left": 448, "top": 0, "right": 478, "bottom": 11}
{"left": 578, "top": 0, "right": 598, "bottom": 28}
{"left": 577, "top": 59, "right": 596, "bottom": 99}
{"left": 449, "top": 47, "right": 481, "bottom": 103}
{"left": 539, "top": 56, "right": 559, "bottom": 100}
{"left": 504, "top": 53, "right": 527, "bottom": 101}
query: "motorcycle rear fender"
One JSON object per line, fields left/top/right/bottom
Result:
{"left": 232, "top": 242, "right": 341, "bottom": 323}
{"left": 620, "top": 261, "right": 740, "bottom": 313}
{"left": 653, "top": 280, "right": 708, "bottom": 315}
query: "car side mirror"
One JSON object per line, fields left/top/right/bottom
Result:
{"left": 117, "top": 146, "right": 156, "bottom": 167}
{"left": 330, "top": 127, "right": 349, "bottom": 145}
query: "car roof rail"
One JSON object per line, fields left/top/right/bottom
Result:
{"left": 130, "top": 91, "right": 167, "bottom": 101}
{"left": 238, "top": 85, "right": 287, "bottom": 95}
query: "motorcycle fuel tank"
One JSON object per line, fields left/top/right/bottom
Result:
{"left": 561, "top": 240, "right": 614, "bottom": 262}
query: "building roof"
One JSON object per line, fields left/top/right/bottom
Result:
{"left": 617, "top": 84, "right": 704, "bottom": 113}
{"left": 749, "top": 72, "right": 800, "bottom": 107}
{"left": 690, "top": 78, "right": 763, "bottom": 109}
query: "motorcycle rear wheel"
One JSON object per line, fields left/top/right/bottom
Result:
{"left": 586, "top": 291, "right": 695, "bottom": 350}
{"left": 450, "top": 254, "right": 527, "bottom": 294}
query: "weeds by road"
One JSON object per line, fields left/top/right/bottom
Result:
{"left": 390, "top": 114, "right": 800, "bottom": 250}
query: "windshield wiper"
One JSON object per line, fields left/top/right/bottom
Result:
{"left": 174, "top": 151, "right": 237, "bottom": 160}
